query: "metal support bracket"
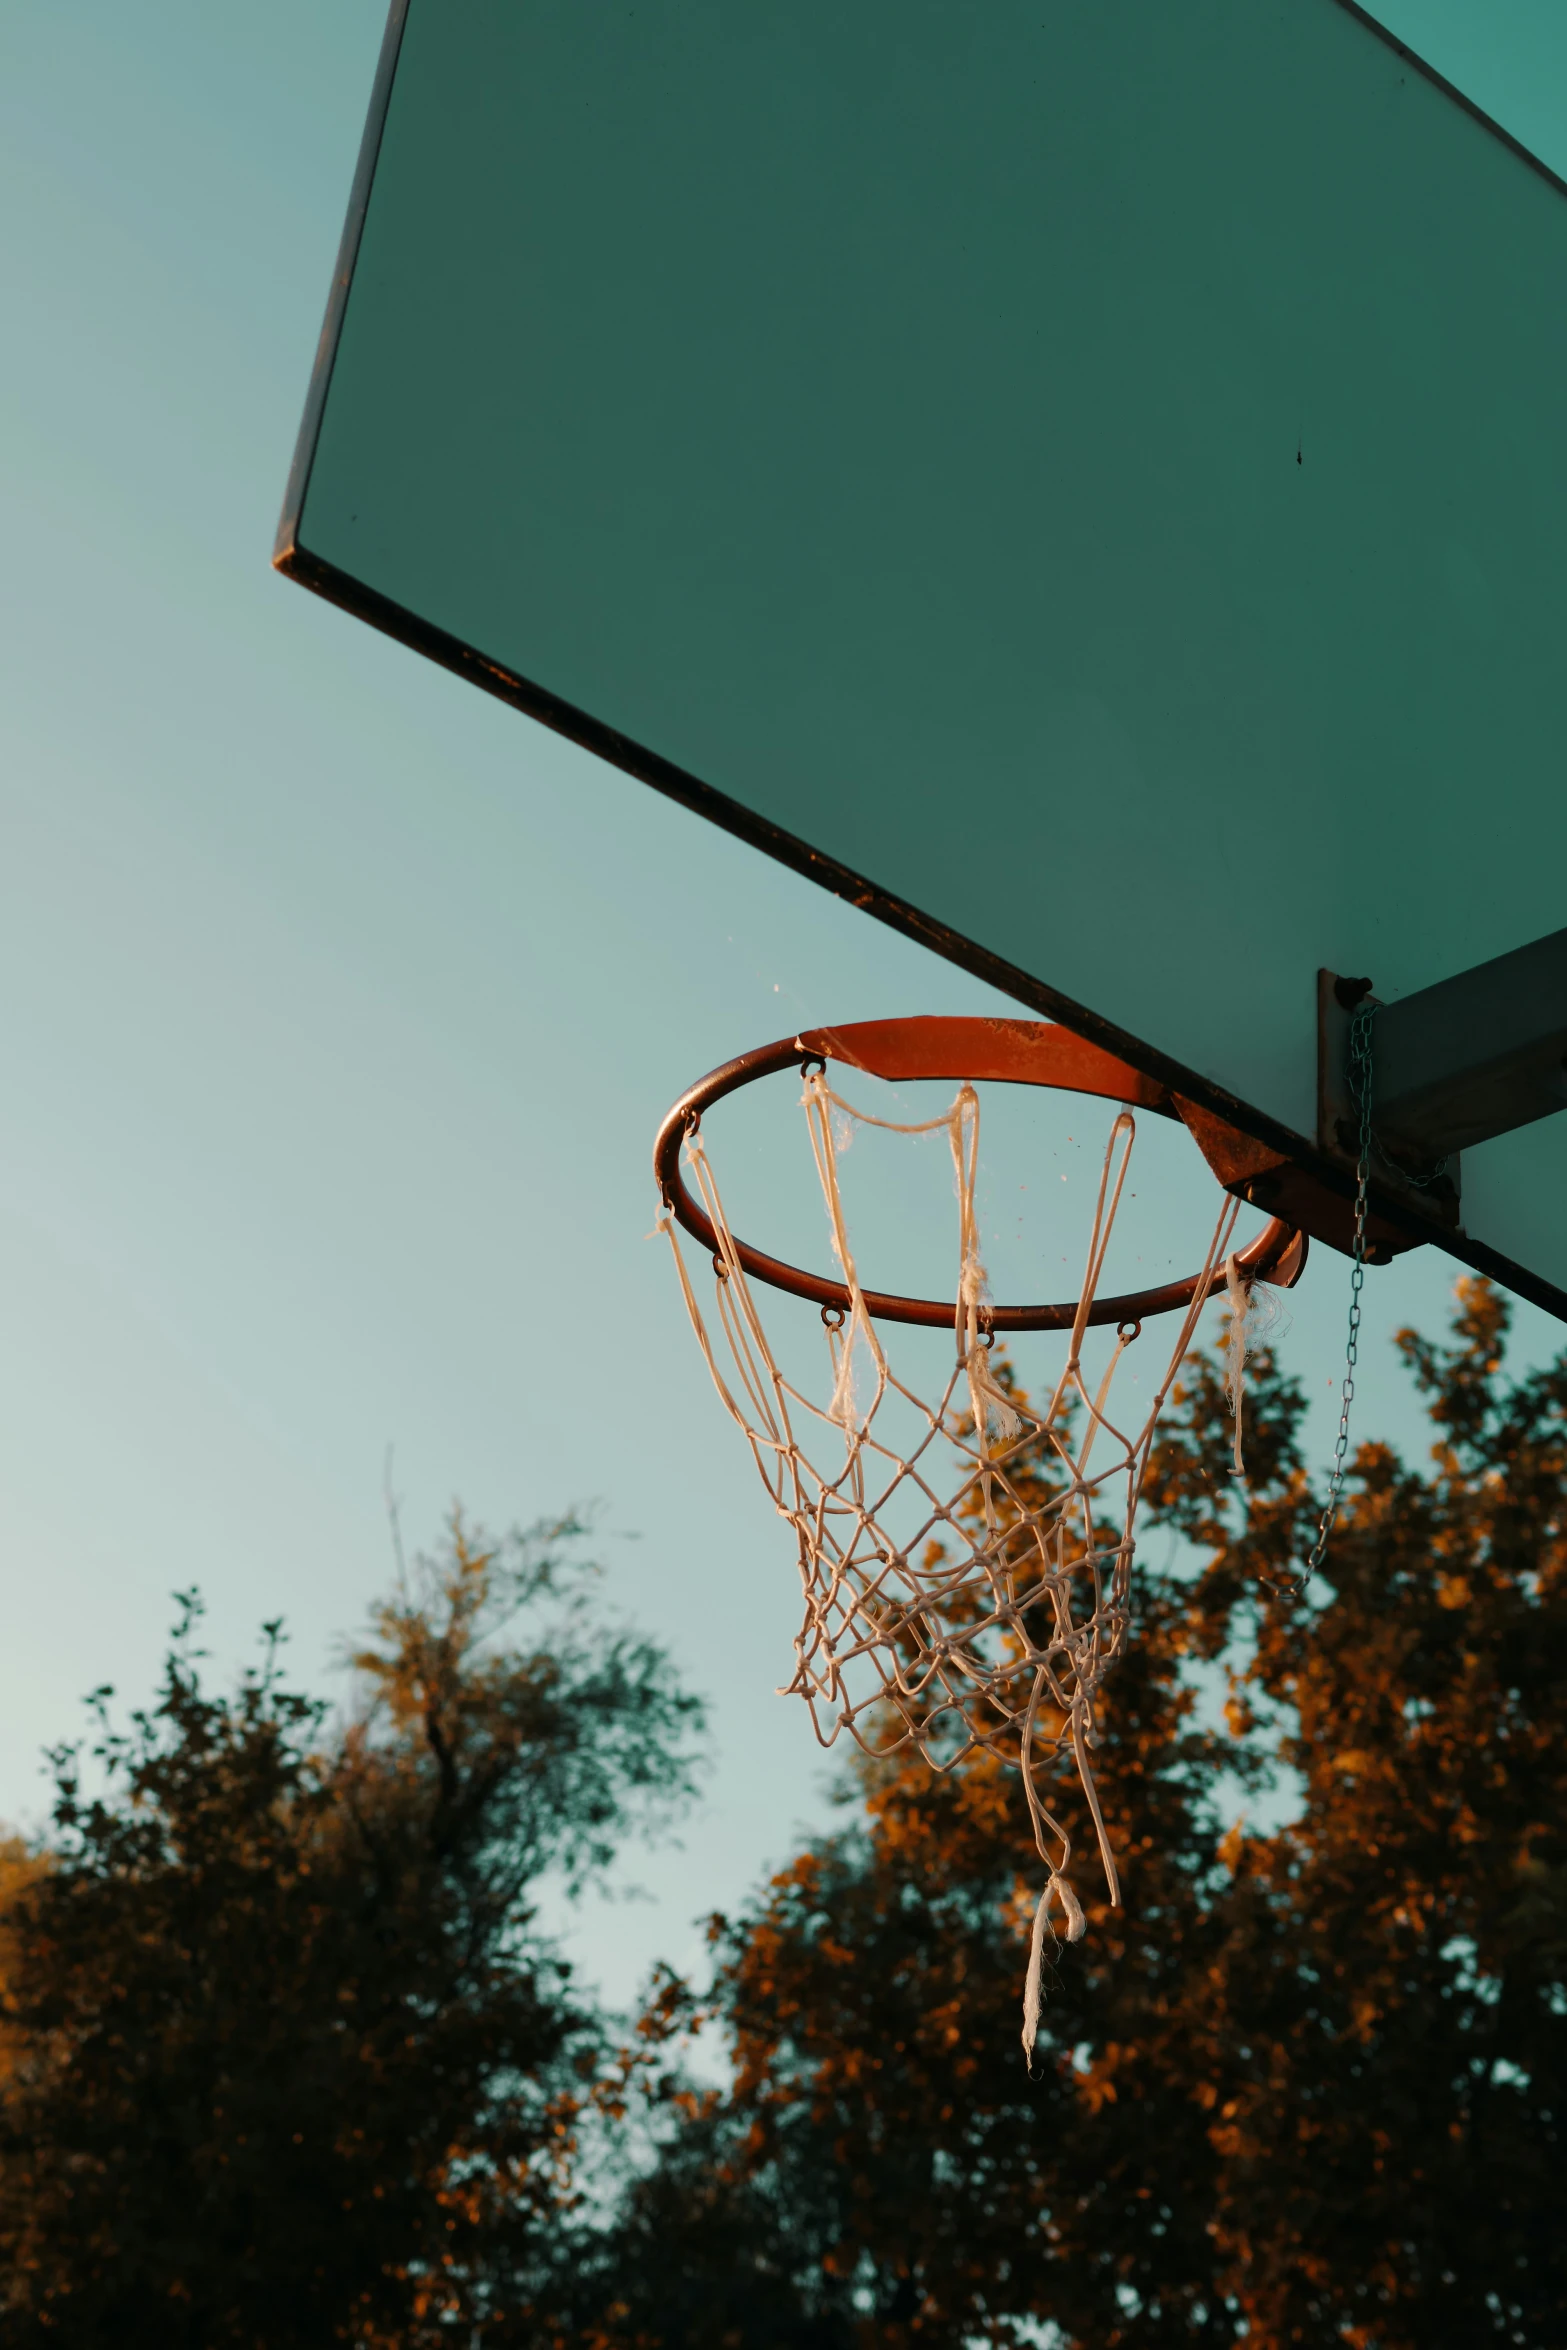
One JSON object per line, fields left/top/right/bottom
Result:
{"left": 1180, "top": 1087, "right": 1413, "bottom": 1265}
{"left": 1372, "top": 927, "right": 1567, "bottom": 1161}
{"left": 1319, "top": 926, "right": 1567, "bottom": 1226}
{"left": 1319, "top": 971, "right": 1462, "bottom": 1229}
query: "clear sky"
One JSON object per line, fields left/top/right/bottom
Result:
{"left": 3, "top": 0, "right": 1564, "bottom": 2008}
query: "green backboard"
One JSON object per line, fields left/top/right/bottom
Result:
{"left": 278, "top": 0, "right": 1567, "bottom": 1319}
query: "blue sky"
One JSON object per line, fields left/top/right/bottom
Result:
{"left": 2, "top": 0, "right": 1564, "bottom": 2007}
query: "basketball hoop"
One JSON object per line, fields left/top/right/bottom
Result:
{"left": 654, "top": 1018, "right": 1306, "bottom": 2062}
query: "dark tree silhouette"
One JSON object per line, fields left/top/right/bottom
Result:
{"left": 0, "top": 1515, "right": 702, "bottom": 2347}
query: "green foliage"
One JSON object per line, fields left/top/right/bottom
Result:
{"left": 0, "top": 1515, "right": 703, "bottom": 2347}
{"left": 584, "top": 1282, "right": 1567, "bottom": 2349}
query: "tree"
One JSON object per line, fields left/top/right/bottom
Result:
{"left": 0, "top": 1514, "right": 703, "bottom": 2347}
{"left": 586, "top": 1280, "right": 1567, "bottom": 2348}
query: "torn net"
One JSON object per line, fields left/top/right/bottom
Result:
{"left": 663, "top": 1067, "right": 1245, "bottom": 2061}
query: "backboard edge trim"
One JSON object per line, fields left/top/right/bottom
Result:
{"left": 273, "top": 0, "right": 412, "bottom": 569}
{"left": 1331, "top": 0, "right": 1567, "bottom": 206}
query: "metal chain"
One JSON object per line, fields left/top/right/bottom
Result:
{"left": 1300, "top": 998, "right": 1375, "bottom": 1586}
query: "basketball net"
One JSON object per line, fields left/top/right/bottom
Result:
{"left": 662, "top": 1068, "right": 1252, "bottom": 2064}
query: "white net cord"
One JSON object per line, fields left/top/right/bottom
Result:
{"left": 662, "top": 1068, "right": 1241, "bottom": 2067}
{"left": 1223, "top": 1250, "right": 1288, "bottom": 1479}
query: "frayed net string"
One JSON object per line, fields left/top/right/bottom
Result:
{"left": 1022, "top": 1871, "right": 1085, "bottom": 2071}
{"left": 664, "top": 1069, "right": 1243, "bottom": 2069}
{"left": 803, "top": 1069, "right": 1023, "bottom": 1450}
{"left": 1223, "top": 1256, "right": 1287, "bottom": 1480}
{"left": 802, "top": 1072, "right": 888, "bottom": 1432}
{"left": 949, "top": 1084, "right": 1023, "bottom": 1459}
{"left": 1224, "top": 1252, "right": 1249, "bottom": 1477}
